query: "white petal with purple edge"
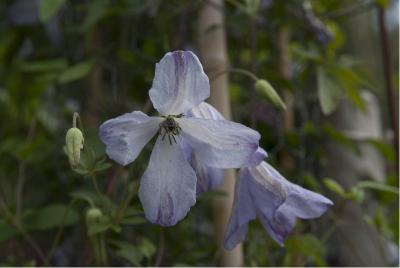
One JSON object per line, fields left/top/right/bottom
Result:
{"left": 138, "top": 136, "right": 197, "bottom": 226}
{"left": 149, "top": 51, "right": 210, "bottom": 115}
{"left": 99, "top": 112, "right": 161, "bottom": 166}
{"left": 178, "top": 118, "right": 260, "bottom": 168}
{"left": 264, "top": 163, "right": 333, "bottom": 219}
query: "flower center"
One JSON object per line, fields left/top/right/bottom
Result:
{"left": 159, "top": 114, "right": 183, "bottom": 145}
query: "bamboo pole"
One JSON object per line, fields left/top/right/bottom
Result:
{"left": 198, "top": 0, "right": 243, "bottom": 266}
{"left": 277, "top": 26, "right": 295, "bottom": 170}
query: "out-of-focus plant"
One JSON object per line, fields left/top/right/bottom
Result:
{"left": 0, "top": 0, "right": 397, "bottom": 266}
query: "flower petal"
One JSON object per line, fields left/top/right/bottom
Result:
{"left": 224, "top": 169, "right": 257, "bottom": 250}
{"left": 243, "top": 147, "right": 268, "bottom": 167}
{"left": 253, "top": 162, "right": 333, "bottom": 245}
{"left": 179, "top": 118, "right": 260, "bottom": 168}
{"left": 264, "top": 163, "right": 333, "bottom": 219}
{"left": 149, "top": 51, "right": 210, "bottom": 115}
{"left": 99, "top": 112, "right": 161, "bottom": 166}
{"left": 188, "top": 102, "right": 225, "bottom": 120}
{"left": 191, "top": 153, "right": 224, "bottom": 195}
{"left": 180, "top": 135, "right": 224, "bottom": 195}
{"left": 138, "top": 135, "right": 197, "bottom": 226}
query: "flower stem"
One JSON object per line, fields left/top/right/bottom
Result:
{"left": 210, "top": 68, "right": 258, "bottom": 82}
{"left": 90, "top": 173, "right": 102, "bottom": 196}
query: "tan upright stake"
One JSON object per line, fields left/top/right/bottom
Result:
{"left": 198, "top": 0, "right": 243, "bottom": 266}
{"left": 277, "top": 26, "right": 295, "bottom": 170}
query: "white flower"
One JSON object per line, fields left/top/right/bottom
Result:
{"left": 99, "top": 51, "right": 261, "bottom": 226}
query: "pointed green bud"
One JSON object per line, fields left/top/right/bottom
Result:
{"left": 65, "top": 127, "right": 84, "bottom": 167}
{"left": 255, "top": 79, "right": 286, "bottom": 110}
{"left": 85, "top": 207, "right": 103, "bottom": 224}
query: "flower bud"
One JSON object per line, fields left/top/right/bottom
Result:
{"left": 255, "top": 79, "right": 286, "bottom": 110}
{"left": 85, "top": 207, "right": 103, "bottom": 224}
{"left": 65, "top": 127, "right": 84, "bottom": 167}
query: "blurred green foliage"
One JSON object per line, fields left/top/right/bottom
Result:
{"left": 0, "top": 0, "right": 398, "bottom": 266}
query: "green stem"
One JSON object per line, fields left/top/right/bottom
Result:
{"left": 72, "top": 112, "right": 78, "bottom": 128}
{"left": 91, "top": 235, "right": 102, "bottom": 266}
{"left": 116, "top": 185, "right": 136, "bottom": 222}
{"left": 91, "top": 173, "right": 102, "bottom": 196}
{"left": 210, "top": 68, "right": 259, "bottom": 82}
{"left": 99, "top": 233, "right": 108, "bottom": 266}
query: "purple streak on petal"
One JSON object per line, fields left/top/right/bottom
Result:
{"left": 149, "top": 51, "right": 210, "bottom": 115}
{"left": 224, "top": 161, "right": 333, "bottom": 249}
{"left": 138, "top": 136, "right": 197, "bottom": 226}
{"left": 156, "top": 193, "right": 175, "bottom": 225}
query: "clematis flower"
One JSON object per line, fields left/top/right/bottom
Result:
{"left": 99, "top": 51, "right": 261, "bottom": 226}
{"left": 187, "top": 102, "right": 267, "bottom": 194}
{"left": 224, "top": 161, "right": 333, "bottom": 250}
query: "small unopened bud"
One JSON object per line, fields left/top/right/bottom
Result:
{"left": 255, "top": 79, "right": 286, "bottom": 110}
{"left": 65, "top": 127, "right": 84, "bottom": 167}
{"left": 85, "top": 207, "right": 103, "bottom": 224}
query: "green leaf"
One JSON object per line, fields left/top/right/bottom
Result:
{"left": 111, "top": 241, "right": 143, "bottom": 266}
{"left": 58, "top": 61, "right": 93, "bottom": 84}
{"left": 349, "top": 187, "right": 365, "bottom": 203}
{"left": 366, "top": 139, "right": 396, "bottom": 162}
{"left": 19, "top": 59, "right": 68, "bottom": 73}
{"left": 332, "top": 67, "right": 366, "bottom": 111}
{"left": 317, "top": 67, "right": 342, "bottom": 115}
{"left": 0, "top": 221, "right": 18, "bottom": 243}
{"left": 323, "top": 178, "right": 346, "bottom": 197}
{"left": 70, "top": 190, "right": 97, "bottom": 206}
{"left": 138, "top": 238, "right": 156, "bottom": 259}
{"left": 92, "top": 158, "right": 113, "bottom": 173}
{"left": 80, "top": 0, "right": 111, "bottom": 32}
{"left": 39, "top": 0, "right": 66, "bottom": 22}
{"left": 87, "top": 221, "right": 113, "bottom": 236}
{"left": 25, "top": 204, "right": 79, "bottom": 231}
{"left": 356, "top": 181, "right": 399, "bottom": 195}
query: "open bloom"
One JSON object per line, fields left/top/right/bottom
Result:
{"left": 187, "top": 102, "right": 267, "bottom": 194}
{"left": 224, "top": 161, "right": 333, "bottom": 250}
{"left": 186, "top": 101, "right": 333, "bottom": 249}
{"left": 99, "top": 51, "right": 261, "bottom": 226}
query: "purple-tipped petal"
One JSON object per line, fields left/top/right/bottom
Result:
{"left": 138, "top": 136, "right": 197, "bottom": 226}
{"left": 224, "top": 161, "right": 333, "bottom": 249}
{"left": 99, "top": 112, "right": 161, "bottom": 166}
{"left": 254, "top": 162, "right": 332, "bottom": 245}
{"left": 178, "top": 117, "right": 260, "bottom": 168}
{"left": 243, "top": 147, "right": 268, "bottom": 167}
{"left": 263, "top": 163, "right": 333, "bottom": 219}
{"left": 149, "top": 51, "right": 210, "bottom": 115}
